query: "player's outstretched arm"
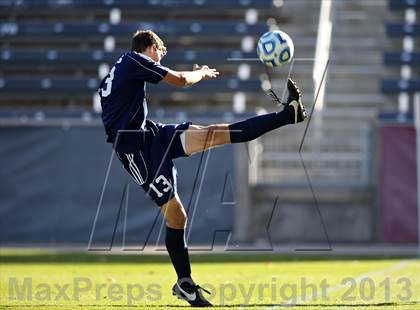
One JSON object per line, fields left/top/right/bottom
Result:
{"left": 163, "top": 64, "right": 219, "bottom": 88}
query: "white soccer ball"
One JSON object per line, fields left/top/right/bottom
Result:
{"left": 257, "top": 30, "right": 294, "bottom": 67}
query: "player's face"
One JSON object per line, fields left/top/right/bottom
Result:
{"left": 151, "top": 44, "right": 166, "bottom": 63}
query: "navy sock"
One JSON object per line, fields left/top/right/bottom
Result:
{"left": 229, "top": 109, "right": 292, "bottom": 143}
{"left": 165, "top": 227, "right": 191, "bottom": 280}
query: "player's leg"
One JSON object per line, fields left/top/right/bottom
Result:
{"left": 182, "top": 78, "right": 307, "bottom": 155}
{"left": 160, "top": 195, "right": 190, "bottom": 279}
{"left": 181, "top": 123, "right": 230, "bottom": 155}
{"left": 115, "top": 127, "right": 211, "bottom": 306}
{"left": 160, "top": 195, "right": 212, "bottom": 307}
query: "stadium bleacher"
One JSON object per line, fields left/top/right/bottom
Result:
{"left": 381, "top": 78, "right": 420, "bottom": 93}
{"left": 389, "top": 0, "right": 420, "bottom": 10}
{"left": 381, "top": 0, "right": 420, "bottom": 101}
{"left": 386, "top": 23, "right": 420, "bottom": 37}
{"left": 0, "top": 0, "right": 274, "bottom": 10}
{"left": 0, "top": 49, "right": 257, "bottom": 67}
{"left": 0, "top": 77, "right": 262, "bottom": 94}
{"left": 0, "top": 21, "right": 268, "bottom": 39}
{"left": 384, "top": 52, "right": 420, "bottom": 65}
{"left": 0, "top": 0, "right": 283, "bottom": 108}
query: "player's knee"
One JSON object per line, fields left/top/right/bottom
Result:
{"left": 168, "top": 212, "right": 187, "bottom": 229}
{"left": 163, "top": 199, "right": 188, "bottom": 229}
{"left": 172, "top": 207, "right": 187, "bottom": 228}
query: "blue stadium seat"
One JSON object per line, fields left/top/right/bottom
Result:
{"left": 386, "top": 23, "right": 420, "bottom": 37}
{"left": 0, "top": 49, "right": 256, "bottom": 66}
{"left": 381, "top": 79, "right": 420, "bottom": 93}
{"left": 0, "top": 0, "right": 274, "bottom": 10}
{"left": 383, "top": 52, "right": 420, "bottom": 66}
{"left": 389, "top": 0, "right": 420, "bottom": 10}
{"left": 0, "top": 78, "right": 262, "bottom": 94}
{"left": 0, "top": 0, "right": 274, "bottom": 107}
{"left": 0, "top": 21, "right": 268, "bottom": 39}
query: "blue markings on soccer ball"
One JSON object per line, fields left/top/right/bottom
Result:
{"left": 279, "top": 48, "right": 291, "bottom": 62}
{"left": 262, "top": 40, "right": 276, "bottom": 55}
{"left": 275, "top": 32, "right": 287, "bottom": 44}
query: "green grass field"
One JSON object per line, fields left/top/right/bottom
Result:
{"left": 0, "top": 250, "right": 419, "bottom": 309}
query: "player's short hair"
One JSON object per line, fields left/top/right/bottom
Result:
{"left": 131, "top": 30, "right": 167, "bottom": 56}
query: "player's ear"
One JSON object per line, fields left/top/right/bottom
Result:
{"left": 143, "top": 45, "right": 154, "bottom": 54}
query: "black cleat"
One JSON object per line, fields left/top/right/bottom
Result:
{"left": 172, "top": 278, "right": 213, "bottom": 307}
{"left": 285, "top": 78, "right": 307, "bottom": 124}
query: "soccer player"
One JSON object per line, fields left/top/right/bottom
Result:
{"left": 99, "top": 30, "right": 306, "bottom": 307}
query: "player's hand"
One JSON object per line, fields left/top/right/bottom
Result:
{"left": 193, "top": 64, "right": 210, "bottom": 71}
{"left": 200, "top": 66, "right": 219, "bottom": 80}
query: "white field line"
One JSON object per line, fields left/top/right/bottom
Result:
{"left": 264, "top": 259, "right": 415, "bottom": 309}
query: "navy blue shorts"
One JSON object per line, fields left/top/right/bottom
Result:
{"left": 115, "top": 120, "right": 191, "bottom": 207}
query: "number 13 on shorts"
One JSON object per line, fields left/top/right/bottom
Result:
{"left": 149, "top": 175, "right": 173, "bottom": 198}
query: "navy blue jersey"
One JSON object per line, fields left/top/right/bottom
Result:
{"left": 99, "top": 51, "right": 169, "bottom": 146}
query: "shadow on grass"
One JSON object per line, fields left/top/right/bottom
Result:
{"left": 0, "top": 252, "right": 416, "bottom": 264}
